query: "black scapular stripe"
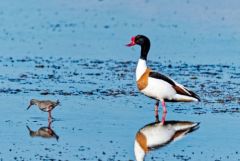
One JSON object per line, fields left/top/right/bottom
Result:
{"left": 149, "top": 72, "right": 176, "bottom": 86}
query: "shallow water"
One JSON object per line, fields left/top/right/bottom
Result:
{"left": 0, "top": 0, "right": 240, "bottom": 161}
{"left": 0, "top": 57, "right": 239, "bottom": 161}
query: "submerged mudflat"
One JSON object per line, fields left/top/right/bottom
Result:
{"left": 0, "top": 56, "right": 239, "bottom": 160}
{"left": 1, "top": 0, "right": 240, "bottom": 160}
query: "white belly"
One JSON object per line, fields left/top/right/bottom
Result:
{"left": 140, "top": 77, "right": 176, "bottom": 100}
{"left": 141, "top": 125, "right": 175, "bottom": 147}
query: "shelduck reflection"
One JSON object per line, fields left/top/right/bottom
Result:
{"left": 134, "top": 120, "right": 199, "bottom": 161}
{"left": 26, "top": 121, "right": 59, "bottom": 141}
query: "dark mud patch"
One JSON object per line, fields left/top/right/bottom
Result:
{"left": 0, "top": 56, "right": 239, "bottom": 114}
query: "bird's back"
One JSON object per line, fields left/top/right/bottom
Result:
{"left": 37, "top": 100, "right": 59, "bottom": 111}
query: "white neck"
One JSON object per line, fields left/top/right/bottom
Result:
{"left": 134, "top": 140, "right": 146, "bottom": 161}
{"left": 136, "top": 59, "right": 147, "bottom": 81}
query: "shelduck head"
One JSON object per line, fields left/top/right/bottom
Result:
{"left": 126, "top": 35, "right": 150, "bottom": 47}
{"left": 126, "top": 35, "right": 151, "bottom": 60}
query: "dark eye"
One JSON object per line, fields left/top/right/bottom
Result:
{"left": 136, "top": 38, "right": 144, "bottom": 44}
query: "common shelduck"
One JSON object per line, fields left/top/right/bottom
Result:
{"left": 126, "top": 35, "right": 200, "bottom": 124}
{"left": 134, "top": 120, "right": 199, "bottom": 161}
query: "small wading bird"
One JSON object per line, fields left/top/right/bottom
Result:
{"left": 134, "top": 120, "right": 199, "bottom": 161}
{"left": 126, "top": 35, "right": 200, "bottom": 124}
{"left": 26, "top": 120, "right": 59, "bottom": 141}
{"left": 27, "top": 99, "right": 60, "bottom": 121}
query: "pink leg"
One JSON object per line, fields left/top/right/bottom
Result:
{"left": 154, "top": 101, "right": 159, "bottom": 122}
{"left": 161, "top": 100, "right": 167, "bottom": 124}
{"left": 161, "top": 100, "right": 167, "bottom": 113}
{"left": 161, "top": 112, "right": 167, "bottom": 125}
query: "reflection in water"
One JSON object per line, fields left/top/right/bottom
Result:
{"left": 26, "top": 120, "right": 59, "bottom": 141}
{"left": 134, "top": 120, "right": 199, "bottom": 161}
{"left": 155, "top": 112, "right": 167, "bottom": 124}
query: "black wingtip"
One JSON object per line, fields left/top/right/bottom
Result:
{"left": 186, "top": 89, "right": 201, "bottom": 102}
{"left": 195, "top": 96, "right": 201, "bottom": 102}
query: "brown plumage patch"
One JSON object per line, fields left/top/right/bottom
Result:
{"left": 137, "top": 68, "right": 152, "bottom": 90}
{"left": 172, "top": 129, "right": 188, "bottom": 140}
{"left": 173, "top": 85, "right": 200, "bottom": 101}
{"left": 136, "top": 131, "right": 148, "bottom": 153}
{"left": 173, "top": 85, "right": 190, "bottom": 96}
